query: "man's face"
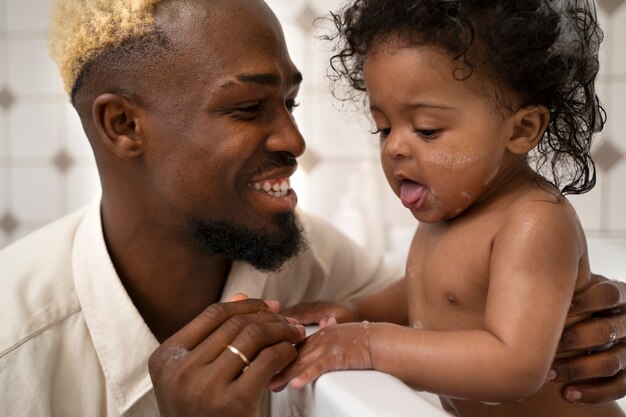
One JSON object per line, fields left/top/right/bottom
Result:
{"left": 139, "top": 0, "right": 306, "bottom": 270}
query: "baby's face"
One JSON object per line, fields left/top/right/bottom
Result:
{"left": 364, "top": 42, "right": 521, "bottom": 223}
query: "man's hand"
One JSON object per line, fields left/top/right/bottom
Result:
{"left": 149, "top": 298, "right": 305, "bottom": 417}
{"left": 551, "top": 275, "right": 626, "bottom": 403}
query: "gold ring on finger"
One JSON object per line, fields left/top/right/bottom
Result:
{"left": 226, "top": 344, "right": 250, "bottom": 366}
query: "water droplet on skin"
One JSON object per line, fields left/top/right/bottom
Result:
{"left": 361, "top": 320, "right": 370, "bottom": 330}
{"left": 518, "top": 218, "right": 539, "bottom": 238}
{"left": 412, "top": 321, "right": 423, "bottom": 329}
{"left": 484, "top": 167, "right": 499, "bottom": 185}
{"left": 407, "top": 267, "right": 415, "bottom": 280}
{"left": 423, "top": 149, "right": 486, "bottom": 170}
{"left": 164, "top": 345, "right": 190, "bottom": 365}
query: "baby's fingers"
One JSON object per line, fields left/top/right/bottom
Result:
{"left": 319, "top": 316, "right": 338, "bottom": 328}
{"left": 282, "top": 301, "right": 356, "bottom": 325}
{"left": 281, "top": 303, "right": 327, "bottom": 325}
{"left": 290, "top": 362, "right": 330, "bottom": 388}
{"left": 270, "top": 359, "right": 327, "bottom": 390}
{"left": 268, "top": 363, "right": 301, "bottom": 390}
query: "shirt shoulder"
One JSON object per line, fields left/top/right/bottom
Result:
{"left": 0, "top": 208, "right": 87, "bottom": 357}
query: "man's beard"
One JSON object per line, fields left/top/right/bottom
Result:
{"left": 190, "top": 211, "right": 303, "bottom": 272}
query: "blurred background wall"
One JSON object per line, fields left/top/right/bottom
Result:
{"left": 0, "top": 0, "right": 625, "bottom": 269}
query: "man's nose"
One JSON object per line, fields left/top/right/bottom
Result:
{"left": 266, "top": 111, "right": 306, "bottom": 157}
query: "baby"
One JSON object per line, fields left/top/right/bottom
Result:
{"left": 270, "top": 1, "right": 623, "bottom": 416}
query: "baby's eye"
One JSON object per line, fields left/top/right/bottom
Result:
{"left": 414, "top": 129, "right": 441, "bottom": 141}
{"left": 371, "top": 127, "right": 391, "bottom": 138}
{"left": 285, "top": 99, "right": 300, "bottom": 112}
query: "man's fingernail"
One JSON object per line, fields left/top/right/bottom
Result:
{"left": 547, "top": 369, "right": 558, "bottom": 381}
{"left": 566, "top": 389, "right": 583, "bottom": 402}
{"left": 265, "top": 299, "right": 280, "bottom": 311}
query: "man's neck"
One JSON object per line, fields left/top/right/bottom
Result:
{"left": 100, "top": 199, "right": 232, "bottom": 343}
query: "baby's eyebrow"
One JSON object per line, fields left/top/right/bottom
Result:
{"left": 405, "top": 102, "right": 458, "bottom": 111}
{"left": 370, "top": 102, "right": 459, "bottom": 113}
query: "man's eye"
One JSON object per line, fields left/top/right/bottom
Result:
{"left": 226, "top": 103, "right": 263, "bottom": 119}
{"left": 286, "top": 99, "right": 300, "bottom": 112}
{"left": 238, "top": 103, "right": 263, "bottom": 113}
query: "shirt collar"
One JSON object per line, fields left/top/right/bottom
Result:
{"left": 72, "top": 200, "right": 159, "bottom": 415}
{"left": 219, "top": 208, "right": 306, "bottom": 302}
{"left": 71, "top": 200, "right": 285, "bottom": 413}
{"left": 220, "top": 261, "right": 269, "bottom": 302}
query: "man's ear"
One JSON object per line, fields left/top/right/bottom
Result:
{"left": 92, "top": 93, "right": 144, "bottom": 159}
{"left": 506, "top": 105, "right": 550, "bottom": 155}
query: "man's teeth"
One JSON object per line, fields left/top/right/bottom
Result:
{"left": 251, "top": 178, "right": 290, "bottom": 197}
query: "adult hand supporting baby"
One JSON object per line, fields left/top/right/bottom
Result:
{"left": 149, "top": 298, "right": 305, "bottom": 417}
{"left": 551, "top": 274, "right": 626, "bottom": 403}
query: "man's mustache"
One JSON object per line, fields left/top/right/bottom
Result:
{"left": 251, "top": 152, "right": 298, "bottom": 176}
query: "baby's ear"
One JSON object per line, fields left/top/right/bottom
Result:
{"left": 506, "top": 105, "right": 549, "bottom": 155}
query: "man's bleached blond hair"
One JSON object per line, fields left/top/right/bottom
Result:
{"left": 49, "top": 0, "right": 164, "bottom": 96}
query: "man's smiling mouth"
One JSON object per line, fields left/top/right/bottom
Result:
{"left": 249, "top": 177, "right": 291, "bottom": 198}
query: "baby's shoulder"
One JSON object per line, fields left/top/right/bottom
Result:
{"left": 500, "top": 186, "right": 581, "bottom": 236}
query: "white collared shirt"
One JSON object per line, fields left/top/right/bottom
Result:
{"left": 0, "top": 200, "right": 399, "bottom": 417}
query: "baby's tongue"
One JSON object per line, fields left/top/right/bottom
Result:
{"left": 400, "top": 181, "right": 427, "bottom": 209}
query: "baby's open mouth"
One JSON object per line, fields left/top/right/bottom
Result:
{"left": 400, "top": 180, "right": 428, "bottom": 209}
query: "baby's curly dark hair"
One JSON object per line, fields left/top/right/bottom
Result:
{"left": 327, "top": 0, "right": 604, "bottom": 194}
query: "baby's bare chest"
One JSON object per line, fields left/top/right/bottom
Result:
{"left": 406, "top": 221, "right": 497, "bottom": 330}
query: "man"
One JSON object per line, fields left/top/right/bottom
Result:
{"left": 0, "top": 0, "right": 625, "bottom": 416}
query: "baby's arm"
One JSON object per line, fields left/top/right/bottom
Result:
{"left": 273, "top": 201, "right": 582, "bottom": 401}
{"left": 281, "top": 277, "right": 408, "bottom": 326}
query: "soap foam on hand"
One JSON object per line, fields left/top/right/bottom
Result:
{"left": 400, "top": 180, "right": 428, "bottom": 209}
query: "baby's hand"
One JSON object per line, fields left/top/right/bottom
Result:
{"left": 269, "top": 321, "right": 374, "bottom": 390}
{"left": 281, "top": 301, "right": 358, "bottom": 328}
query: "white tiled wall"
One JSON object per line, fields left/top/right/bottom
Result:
{"left": 0, "top": 0, "right": 100, "bottom": 248}
{"left": 0, "top": 0, "right": 625, "bottom": 262}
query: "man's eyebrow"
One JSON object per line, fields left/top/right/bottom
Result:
{"left": 220, "top": 72, "right": 303, "bottom": 89}
{"left": 238, "top": 73, "right": 278, "bottom": 86}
